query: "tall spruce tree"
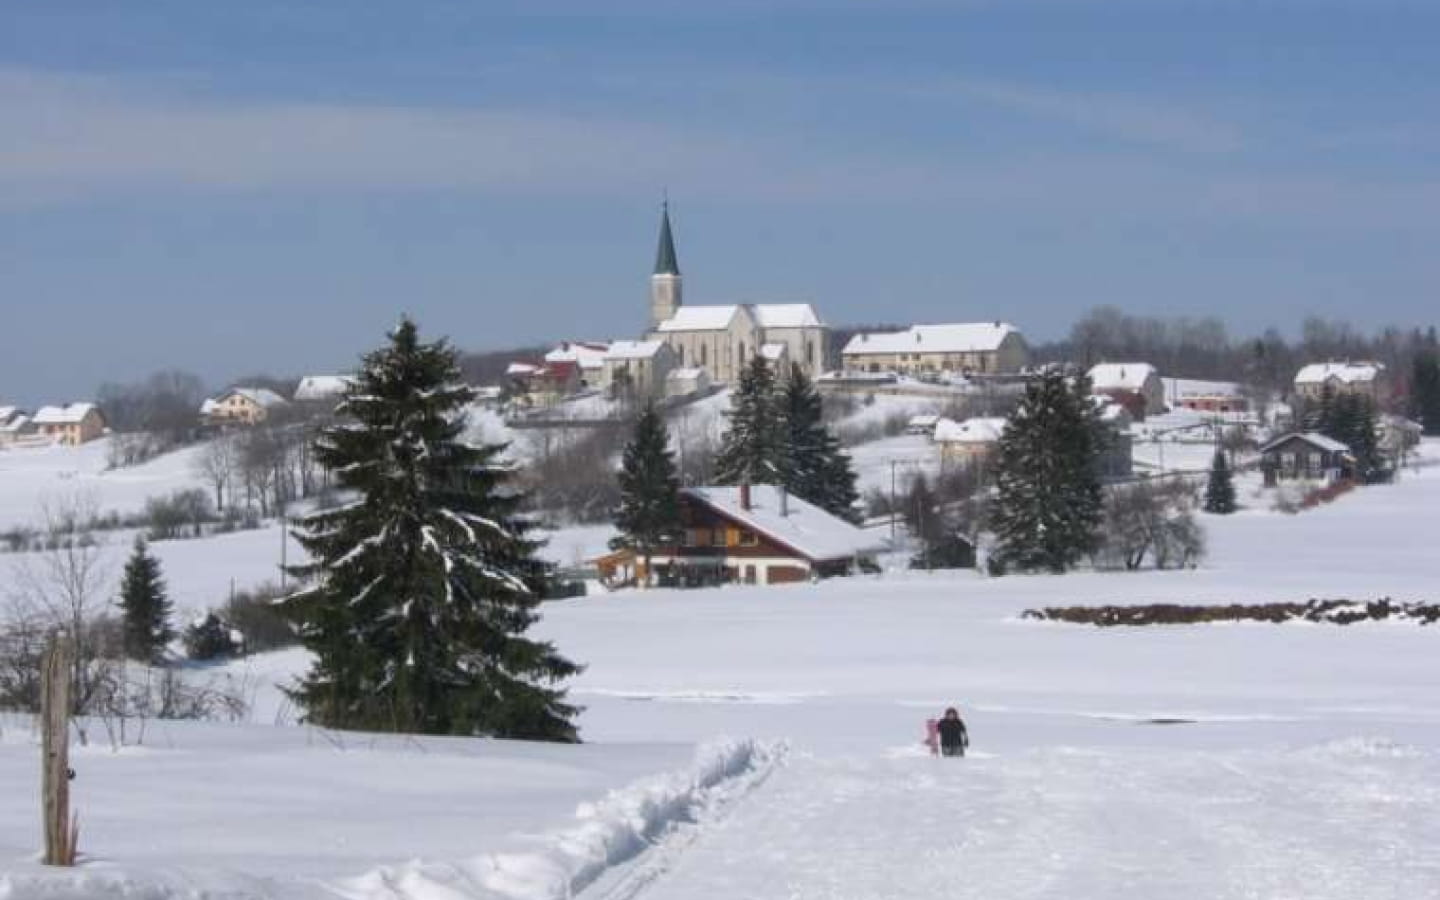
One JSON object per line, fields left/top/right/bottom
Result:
{"left": 715, "top": 355, "right": 783, "bottom": 485}
{"left": 778, "top": 364, "right": 860, "bottom": 521}
{"left": 1411, "top": 353, "right": 1440, "bottom": 436}
{"left": 1307, "top": 382, "right": 1338, "bottom": 433}
{"left": 988, "top": 371, "right": 1104, "bottom": 574}
{"left": 281, "top": 319, "right": 581, "bottom": 741}
{"left": 1203, "top": 448, "right": 1238, "bottom": 514}
{"left": 612, "top": 402, "right": 682, "bottom": 586}
{"left": 118, "top": 536, "right": 173, "bottom": 664}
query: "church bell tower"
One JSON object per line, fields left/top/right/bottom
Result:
{"left": 650, "top": 201, "right": 682, "bottom": 329}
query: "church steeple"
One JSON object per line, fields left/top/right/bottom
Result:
{"left": 654, "top": 200, "right": 680, "bottom": 276}
{"left": 649, "top": 200, "right": 683, "bottom": 329}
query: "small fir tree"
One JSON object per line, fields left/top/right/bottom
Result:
{"left": 1203, "top": 448, "right": 1238, "bottom": 514}
{"left": 281, "top": 318, "right": 581, "bottom": 740}
{"left": 715, "top": 355, "right": 783, "bottom": 485}
{"left": 185, "top": 613, "right": 239, "bottom": 661}
{"left": 1410, "top": 353, "right": 1440, "bottom": 436}
{"left": 988, "top": 371, "right": 1104, "bottom": 574}
{"left": 777, "top": 364, "right": 860, "bottom": 521}
{"left": 118, "top": 536, "right": 174, "bottom": 663}
{"left": 612, "top": 402, "right": 682, "bottom": 587}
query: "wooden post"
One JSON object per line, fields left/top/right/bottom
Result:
{"left": 41, "top": 632, "right": 78, "bottom": 866}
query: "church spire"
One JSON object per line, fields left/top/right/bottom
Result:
{"left": 654, "top": 200, "right": 680, "bottom": 276}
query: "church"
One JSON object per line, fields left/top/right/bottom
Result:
{"left": 644, "top": 205, "right": 831, "bottom": 384}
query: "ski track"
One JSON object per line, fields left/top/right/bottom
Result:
{"left": 614, "top": 742, "right": 1440, "bottom": 900}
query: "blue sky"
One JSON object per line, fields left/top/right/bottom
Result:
{"left": 3, "top": 1, "right": 1438, "bottom": 404}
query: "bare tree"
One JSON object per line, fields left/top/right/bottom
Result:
{"left": 192, "top": 434, "right": 239, "bottom": 511}
{"left": 1095, "top": 479, "right": 1205, "bottom": 571}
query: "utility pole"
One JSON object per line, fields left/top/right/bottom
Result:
{"left": 889, "top": 459, "right": 898, "bottom": 542}
{"left": 279, "top": 515, "right": 288, "bottom": 592}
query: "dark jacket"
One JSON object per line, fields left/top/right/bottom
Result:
{"left": 937, "top": 717, "right": 968, "bottom": 748}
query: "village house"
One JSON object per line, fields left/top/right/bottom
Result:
{"left": 666, "top": 367, "right": 712, "bottom": 399}
{"left": 1173, "top": 393, "right": 1249, "bottom": 414}
{"left": 1260, "top": 432, "right": 1354, "bottom": 486}
{"left": 596, "top": 484, "right": 884, "bottom": 588}
{"left": 1293, "top": 361, "right": 1388, "bottom": 404}
{"left": 1087, "top": 362, "right": 1165, "bottom": 419}
{"left": 932, "top": 416, "right": 1007, "bottom": 464}
{"left": 645, "top": 205, "right": 830, "bottom": 382}
{"left": 506, "top": 360, "right": 580, "bottom": 407}
{"left": 601, "top": 340, "right": 676, "bottom": 399}
{"left": 840, "top": 322, "right": 1029, "bottom": 376}
{"left": 203, "top": 387, "right": 289, "bottom": 426}
{"left": 293, "top": 375, "right": 356, "bottom": 404}
{"left": 545, "top": 342, "right": 610, "bottom": 390}
{"left": 32, "top": 403, "right": 107, "bottom": 446}
{"left": 0, "top": 406, "right": 31, "bottom": 446}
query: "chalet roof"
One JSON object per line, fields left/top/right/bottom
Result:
{"left": 294, "top": 375, "right": 356, "bottom": 402}
{"left": 683, "top": 485, "right": 883, "bottom": 563}
{"left": 605, "top": 340, "right": 667, "bottom": 361}
{"left": 1087, "top": 362, "right": 1158, "bottom": 391}
{"left": 222, "top": 387, "right": 288, "bottom": 408}
{"left": 933, "top": 416, "right": 1008, "bottom": 444}
{"left": 1294, "top": 361, "right": 1384, "bottom": 385}
{"left": 842, "top": 322, "right": 1019, "bottom": 356}
{"left": 1259, "top": 431, "right": 1352, "bottom": 455}
{"left": 655, "top": 305, "right": 744, "bottom": 332}
{"left": 33, "top": 402, "right": 100, "bottom": 425}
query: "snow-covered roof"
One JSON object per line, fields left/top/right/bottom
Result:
{"left": 32, "top": 402, "right": 99, "bottom": 425}
{"left": 199, "top": 398, "right": 220, "bottom": 415}
{"left": 221, "top": 387, "right": 288, "bottom": 408}
{"left": 842, "top": 322, "right": 1019, "bottom": 356}
{"left": 1260, "top": 431, "right": 1352, "bottom": 455}
{"left": 752, "top": 303, "right": 823, "bottom": 329}
{"left": 668, "top": 367, "right": 708, "bottom": 380}
{"left": 0, "top": 412, "right": 29, "bottom": 432}
{"left": 760, "top": 343, "right": 788, "bottom": 361}
{"left": 605, "top": 340, "right": 666, "bottom": 361}
{"left": 655, "top": 305, "right": 743, "bottom": 332}
{"left": 1088, "top": 363, "right": 1158, "bottom": 391}
{"left": 546, "top": 342, "right": 610, "bottom": 370}
{"left": 1294, "top": 361, "right": 1384, "bottom": 385}
{"left": 0, "top": 406, "right": 19, "bottom": 423}
{"left": 932, "top": 416, "right": 1008, "bottom": 444}
{"left": 506, "top": 362, "right": 542, "bottom": 376}
{"left": 684, "top": 485, "right": 883, "bottom": 563}
{"left": 294, "top": 375, "right": 356, "bottom": 402}
{"left": 907, "top": 414, "right": 940, "bottom": 428}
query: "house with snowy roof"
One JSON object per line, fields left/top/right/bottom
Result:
{"left": 545, "top": 342, "right": 611, "bottom": 389}
{"left": 601, "top": 340, "right": 676, "bottom": 399}
{"left": 1260, "top": 432, "right": 1354, "bottom": 486}
{"left": 293, "top": 375, "right": 357, "bottom": 404}
{"left": 840, "top": 322, "right": 1028, "bottom": 377}
{"left": 595, "top": 484, "right": 883, "bottom": 588}
{"left": 0, "top": 406, "right": 33, "bottom": 446}
{"left": 932, "top": 416, "right": 1008, "bottom": 464}
{"left": 1087, "top": 362, "right": 1165, "bottom": 419}
{"left": 644, "top": 204, "right": 830, "bottom": 383}
{"left": 203, "top": 387, "right": 289, "bottom": 426}
{"left": 1293, "top": 361, "right": 1388, "bottom": 404}
{"left": 32, "top": 403, "right": 106, "bottom": 446}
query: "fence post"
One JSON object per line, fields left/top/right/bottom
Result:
{"left": 41, "top": 632, "right": 78, "bottom": 866}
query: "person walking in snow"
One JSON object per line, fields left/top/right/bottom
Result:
{"left": 936, "top": 707, "right": 969, "bottom": 757}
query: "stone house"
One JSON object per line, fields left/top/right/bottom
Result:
{"left": 840, "top": 322, "right": 1029, "bottom": 376}
{"left": 601, "top": 340, "right": 676, "bottom": 399}
{"left": 32, "top": 403, "right": 107, "bottom": 445}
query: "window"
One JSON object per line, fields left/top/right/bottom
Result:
{"left": 714, "top": 528, "right": 728, "bottom": 546}
{"left": 701, "top": 344, "right": 708, "bottom": 366}
{"left": 738, "top": 530, "right": 758, "bottom": 547}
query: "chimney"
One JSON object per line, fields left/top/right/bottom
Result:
{"left": 777, "top": 485, "right": 789, "bottom": 516}
{"left": 740, "top": 482, "right": 752, "bottom": 511}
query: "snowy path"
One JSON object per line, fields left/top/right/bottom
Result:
{"left": 627, "top": 740, "right": 1440, "bottom": 900}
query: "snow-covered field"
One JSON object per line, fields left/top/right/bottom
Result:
{"left": 2, "top": 433, "right": 1439, "bottom": 898}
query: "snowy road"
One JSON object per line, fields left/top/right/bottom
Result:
{"left": 626, "top": 740, "right": 1440, "bottom": 900}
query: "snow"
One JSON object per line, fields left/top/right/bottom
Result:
{"left": 1087, "top": 362, "right": 1157, "bottom": 391}
{"left": 1295, "top": 361, "right": 1385, "bottom": 385}
{"left": 932, "top": 415, "right": 1007, "bottom": 445}
{"left": 31, "top": 402, "right": 99, "bottom": 425}
{"left": 1260, "top": 431, "right": 1352, "bottom": 455}
{"left": 294, "top": 375, "right": 357, "bottom": 402}
{"left": 545, "top": 342, "right": 610, "bottom": 371}
{"left": 1163, "top": 376, "right": 1240, "bottom": 401}
{"left": 4, "top": 435, "right": 1440, "bottom": 897}
{"left": 750, "top": 303, "right": 823, "bottom": 329}
{"left": 224, "top": 387, "right": 289, "bottom": 408}
{"left": 682, "top": 485, "right": 887, "bottom": 562}
{"left": 842, "top": 322, "right": 1018, "bottom": 356}
{"left": 604, "top": 340, "right": 665, "bottom": 360}
{"left": 654, "top": 306, "right": 741, "bottom": 332}
{"left": 758, "top": 342, "right": 786, "bottom": 361}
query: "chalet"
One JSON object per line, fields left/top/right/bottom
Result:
{"left": 1293, "top": 361, "right": 1388, "bottom": 403}
{"left": 841, "top": 322, "right": 1029, "bottom": 376}
{"left": 32, "top": 403, "right": 106, "bottom": 446}
{"left": 203, "top": 387, "right": 289, "bottom": 426}
{"left": 598, "top": 484, "right": 884, "bottom": 588}
{"left": 1087, "top": 363, "right": 1164, "bottom": 418}
{"left": 1260, "top": 432, "right": 1353, "bottom": 486}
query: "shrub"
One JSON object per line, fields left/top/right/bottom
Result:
{"left": 184, "top": 614, "right": 240, "bottom": 661}
{"left": 221, "top": 584, "right": 297, "bottom": 653}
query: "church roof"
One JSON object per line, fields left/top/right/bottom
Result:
{"left": 655, "top": 305, "right": 744, "bottom": 332}
{"left": 752, "top": 303, "right": 823, "bottom": 328}
{"left": 654, "top": 203, "right": 680, "bottom": 276}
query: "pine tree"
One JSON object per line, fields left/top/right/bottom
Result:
{"left": 1203, "top": 448, "right": 1238, "bottom": 514}
{"left": 612, "top": 402, "right": 682, "bottom": 586}
{"left": 1307, "top": 382, "right": 1337, "bottom": 433}
{"left": 777, "top": 364, "right": 860, "bottom": 521}
{"left": 118, "top": 536, "right": 173, "bottom": 664}
{"left": 715, "top": 355, "right": 783, "bottom": 485}
{"left": 1343, "top": 393, "right": 1381, "bottom": 481}
{"left": 281, "top": 318, "right": 581, "bottom": 741}
{"left": 1411, "top": 353, "right": 1440, "bottom": 436}
{"left": 988, "top": 371, "right": 1104, "bottom": 574}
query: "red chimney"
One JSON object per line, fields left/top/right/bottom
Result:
{"left": 740, "top": 483, "right": 752, "bottom": 511}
